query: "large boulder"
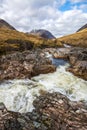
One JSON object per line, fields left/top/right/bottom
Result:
{"left": 32, "top": 65, "right": 56, "bottom": 76}
{"left": 33, "top": 92, "right": 87, "bottom": 130}
{"left": 0, "top": 49, "right": 56, "bottom": 81}
{"left": 68, "top": 60, "right": 87, "bottom": 80}
{"left": 49, "top": 47, "right": 87, "bottom": 80}
{"left": 53, "top": 48, "right": 71, "bottom": 59}
{"left": 0, "top": 103, "right": 21, "bottom": 130}
{"left": 68, "top": 47, "right": 87, "bottom": 80}
{"left": 0, "top": 103, "right": 34, "bottom": 130}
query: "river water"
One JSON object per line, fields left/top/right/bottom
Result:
{"left": 0, "top": 59, "right": 87, "bottom": 113}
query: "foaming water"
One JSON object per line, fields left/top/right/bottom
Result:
{"left": 0, "top": 79, "right": 44, "bottom": 113}
{"left": 0, "top": 63, "right": 87, "bottom": 113}
{"left": 33, "top": 64, "right": 87, "bottom": 101}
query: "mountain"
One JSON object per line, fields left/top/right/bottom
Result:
{"left": 77, "top": 24, "right": 87, "bottom": 32}
{"left": 0, "top": 19, "right": 62, "bottom": 55}
{"left": 0, "top": 19, "right": 16, "bottom": 30}
{"left": 29, "top": 29, "right": 55, "bottom": 39}
{"left": 57, "top": 28, "right": 87, "bottom": 47}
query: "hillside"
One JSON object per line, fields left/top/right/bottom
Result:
{"left": 57, "top": 28, "right": 87, "bottom": 47}
{"left": 0, "top": 19, "right": 87, "bottom": 56}
{"left": 0, "top": 28, "right": 62, "bottom": 55}
{"left": 0, "top": 19, "right": 16, "bottom": 30}
{"left": 29, "top": 29, "right": 55, "bottom": 39}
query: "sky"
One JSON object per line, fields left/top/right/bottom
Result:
{"left": 0, "top": 0, "right": 87, "bottom": 37}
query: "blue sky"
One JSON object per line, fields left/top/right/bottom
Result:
{"left": 0, "top": 0, "right": 87, "bottom": 37}
{"left": 60, "top": 1, "right": 72, "bottom": 11}
{"left": 60, "top": 0, "right": 87, "bottom": 12}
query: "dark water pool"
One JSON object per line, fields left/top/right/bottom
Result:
{"left": 52, "top": 58, "right": 68, "bottom": 67}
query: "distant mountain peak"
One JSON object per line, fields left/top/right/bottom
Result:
{"left": 0, "top": 18, "right": 16, "bottom": 30}
{"left": 77, "top": 23, "right": 87, "bottom": 32}
{"left": 29, "top": 29, "right": 55, "bottom": 39}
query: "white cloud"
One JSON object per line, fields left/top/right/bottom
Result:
{"left": 0, "top": 0, "right": 87, "bottom": 37}
{"left": 79, "top": 4, "right": 87, "bottom": 11}
{"left": 70, "top": 0, "right": 86, "bottom": 3}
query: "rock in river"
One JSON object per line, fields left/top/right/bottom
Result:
{"left": 68, "top": 47, "right": 87, "bottom": 80}
{"left": 0, "top": 49, "right": 56, "bottom": 81}
{"left": 0, "top": 92, "right": 87, "bottom": 130}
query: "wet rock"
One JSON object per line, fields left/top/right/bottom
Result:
{"left": 0, "top": 102, "right": 6, "bottom": 110}
{"left": 0, "top": 49, "right": 56, "bottom": 81}
{"left": 53, "top": 48, "right": 71, "bottom": 59}
{"left": 48, "top": 47, "right": 87, "bottom": 80}
{"left": 0, "top": 103, "right": 35, "bottom": 130}
{"left": 32, "top": 65, "right": 56, "bottom": 76}
{"left": 33, "top": 92, "right": 87, "bottom": 130}
{"left": 68, "top": 47, "right": 87, "bottom": 80}
{"left": 0, "top": 46, "right": 87, "bottom": 80}
{"left": 0, "top": 103, "right": 22, "bottom": 130}
{"left": 1, "top": 92, "right": 87, "bottom": 130}
{"left": 68, "top": 61, "right": 87, "bottom": 80}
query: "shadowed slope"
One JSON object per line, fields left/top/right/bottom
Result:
{"left": 0, "top": 19, "right": 16, "bottom": 30}
{"left": 77, "top": 23, "right": 87, "bottom": 32}
{"left": 29, "top": 29, "right": 55, "bottom": 39}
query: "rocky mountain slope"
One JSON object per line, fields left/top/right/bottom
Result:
{"left": 29, "top": 29, "right": 55, "bottom": 39}
{"left": 77, "top": 23, "right": 87, "bottom": 32}
{"left": 0, "top": 18, "right": 16, "bottom": 30}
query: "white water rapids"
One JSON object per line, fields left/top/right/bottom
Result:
{"left": 0, "top": 62, "right": 87, "bottom": 113}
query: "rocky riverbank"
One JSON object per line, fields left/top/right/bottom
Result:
{"left": 0, "top": 49, "right": 56, "bottom": 81}
{"left": 67, "top": 47, "right": 87, "bottom": 80}
{"left": 0, "top": 47, "right": 87, "bottom": 130}
{"left": 51, "top": 47, "right": 87, "bottom": 80}
{"left": 0, "top": 92, "right": 87, "bottom": 130}
{"left": 0, "top": 47, "right": 87, "bottom": 80}
{"left": 0, "top": 47, "right": 87, "bottom": 81}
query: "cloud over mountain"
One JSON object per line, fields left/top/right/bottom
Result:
{"left": 0, "top": 0, "right": 87, "bottom": 37}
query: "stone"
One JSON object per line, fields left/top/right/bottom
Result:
{"left": 0, "top": 92, "right": 87, "bottom": 130}
{"left": 0, "top": 49, "right": 56, "bottom": 81}
{"left": 68, "top": 47, "right": 87, "bottom": 80}
{"left": 32, "top": 65, "right": 56, "bottom": 76}
{"left": 53, "top": 48, "right": 71, "bottom": 59}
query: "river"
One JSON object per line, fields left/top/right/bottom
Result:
{"left": 0, "top": 58, "right": 87, "bottom": 113}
